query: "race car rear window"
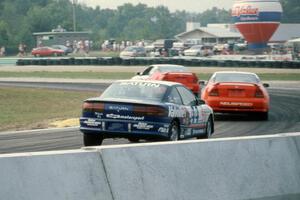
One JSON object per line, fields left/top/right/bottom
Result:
{"left": 158, "top": 66, "right": 187, "bottom": 73}
{"left": 214, "top": 73, "right": 259, "bottom": 84}
{"left": 101, "top": 82, "right": 168, "bottom": 101}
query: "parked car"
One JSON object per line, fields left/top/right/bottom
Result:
{"left": 183, "top": 45, "right": 213, "bottom": 56}
{"left": 201, "top": 71, "right": 270, "bottom": 120}
{"left": 120, "top": 46, "right": 146, "bottom": 57}
{"left": 31, "top": 46, "right": 65, "bottom": 57}
{"left": 80, "top": 80, "right": 214, "bottom": 146}
{"left": 132, "top": 64, "right": 201, "bottom": 96}
{"left": 51, "top": 45, "right": 72, "bottom": 55}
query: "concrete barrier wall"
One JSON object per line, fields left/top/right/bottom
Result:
{"left": 97, "top": 133, "right": 300, "bottom": 200}
{"left": 0, "top": 150, "right": 113, "bottom": 200}
{"left": 0, "top": 133, "right": 300, "bottom": 200}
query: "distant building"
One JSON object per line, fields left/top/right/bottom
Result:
{"left": 175, "top": 23, "right": 300, "bottom": 45}
{"left": 33, "top": 27, "right": 91, "bottom": 47}
{"left": 175, "top": 24, "right": 241, "bottom": 44}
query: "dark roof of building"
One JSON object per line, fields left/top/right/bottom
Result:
{"left": 176, "top": 23, "right": 300, "bottom": 43}
{"left": 176, "top": 27, "right": 241, "bottom": 39}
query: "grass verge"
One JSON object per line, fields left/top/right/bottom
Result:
{"left": 0, "top": 71, "right": 300, "bottom": 81}
{"left": 0, "top": 87, "right": 99, "bottom": 132}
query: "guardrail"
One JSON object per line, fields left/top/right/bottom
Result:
{"left": 0, "top": 58, "right": 18, "bottom": 65}
{"left": 16, "top": 57, "right": 300, "bottom": 69}
{"left": 0, "top": 132, "right": 299, "bottom": 200}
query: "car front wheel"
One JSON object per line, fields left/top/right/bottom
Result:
{"left": 83, "top": 134, "right": 104, "bottom": 146}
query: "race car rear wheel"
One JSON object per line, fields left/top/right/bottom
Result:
{"left": 168, "top": 121, "right": 179, "bottom": 141}
{"left": 83, "top": 134, "right": 103, "bottom": 146}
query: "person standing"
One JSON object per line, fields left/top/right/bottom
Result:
{"left": 18, "top": 43, "right": 24, "bottom": 57}
{"left": 0, "top": 46, "right": 5, "bottom": 56}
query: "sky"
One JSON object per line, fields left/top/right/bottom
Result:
{"left": 77, "top": 0, "right": 235, "bottom": 12}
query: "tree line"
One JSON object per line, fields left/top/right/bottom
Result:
{"left": 0, "top": 0, "right": 298, "bottom": 53}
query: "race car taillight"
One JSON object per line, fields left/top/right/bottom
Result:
{"left": 133, "top": 106, "right": 167, "bottom": 116}
{"left": 82, "top": 102, "right": 104, "bottom": 112}
{"left": 255, "top": 88, "right": 264, "bottom": 98}
{"left": 209, "top": 88, "right": 219, "bottom": 96}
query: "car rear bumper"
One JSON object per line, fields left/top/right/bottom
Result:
{"left": 80, "top": 117, "right": 170, "bottom": 139}
{"left": 205, "top": 97, "right": 269, "bottom": 113}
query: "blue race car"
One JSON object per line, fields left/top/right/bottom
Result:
{"left": 80, "top": 80, "right": 214, "bottom": 146}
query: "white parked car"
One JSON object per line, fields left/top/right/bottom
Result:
{"left": 120, "top": 46, "right": 146, "bottom": 58}
{"left": 184, "top": 45, "right": 213, "bottom": 57}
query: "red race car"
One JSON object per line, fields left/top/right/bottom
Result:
{"left": 201, "top": 71, "right": 270, "bottom": 120}
{"left": 132, "top": 64, "right": 200, "bottom": 96}
{"left": 31, "top": 46, "right": 65, "bottom": 57}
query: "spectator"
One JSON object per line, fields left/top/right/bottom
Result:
{"left": 120, "top": 41, "right": 125, "bottom": 50}
{"left": 84, "top": 40, "right": 90, "bottom": 55}
{"left": 38, "top": 40, "right": 43, "bottom": 47}
{"left": 113, "top": 42, "right": 117, "bottom": 51}
{"left": 0, "top": 46, "right": 5, "bottom": 56}
{"left": 23, "top": 44, "right": 27, "bottom": 56}
{"left": 18, "top": 43, "right": 25, "bottom": 57}
{"left": 73, "top": 40, "right": 78, "bottom": 53}
{"left": 89, "top": 40, "right": 93, "bottom": 50}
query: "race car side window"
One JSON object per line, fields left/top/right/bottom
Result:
{"left": 142, "top": 66, "right": 153, "bottom": 75}
{"left": 176, "top": 86, "right": 197, "bottom": 106}
{"left": 166, "top": 87, "right": 183, "bottom": 105}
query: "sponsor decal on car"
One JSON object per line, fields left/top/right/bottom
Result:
{"left": 193, "top": 129, "right": 204, "bottom": 134}
{"left": 186, "top": 106, "right": 203, "bottom": 124}
{"left": 158, "top": 125, "right": 169, "bottom": 133}
{"left": 220, "top": 102, "right": 253, "bottom": 107}
{"left": 120, "top": 82, "right": 160, "bottom": 88}
{"left": 168, "top": 105, "right": 186, "bottom": 118}
{"left": 95, "top": 112, "right": 104, "bottom": 119}
{"left": 185, "top": 128, "right": 192, "bottom": 136}
{"left": 83, "top": 119, "right": 102, "bottom": 127}
{"left": 133, "top": 122, "right": 154, "bottom": 130}
{"left": 106, "top": 113, "right": 144, "bottom": 121}
{"left": 106, "top": 104, "right": 131, "bottom": 112}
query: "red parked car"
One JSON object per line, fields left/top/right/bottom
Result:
{"left": 132, "top": 64, "right": 201, "bottom": 96}
{"left": 31, "top": 46, "right": 65, "bottom": 57}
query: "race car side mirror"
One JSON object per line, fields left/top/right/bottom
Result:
{"left": 196, "top": 98, "right": 205, "bottom": 105}
{"left": 263, "top": 83, "right": 269, "bottom": 88}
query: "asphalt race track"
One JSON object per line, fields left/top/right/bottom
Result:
{"left": 0, "top": 82, "right": 299, "bottom": 154}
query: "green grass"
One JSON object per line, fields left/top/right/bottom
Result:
{"left": 0, "top": 87, "right": 99, "bottom": 131}
{"left": 0, "top": 71, "right": 299, "bottom": 81}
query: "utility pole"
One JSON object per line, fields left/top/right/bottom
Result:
{"left": 72, "top": 0, "right": 77, "bottom": 32}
